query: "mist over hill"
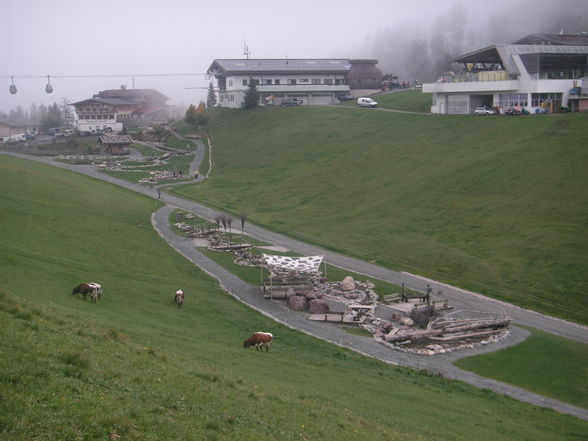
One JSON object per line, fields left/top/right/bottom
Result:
{"left": 353, "top": 0, "right": 588, "bottom": 83}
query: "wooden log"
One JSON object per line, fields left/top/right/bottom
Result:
{"left": 386, "top": 318, "right": 510, "bottom": 343}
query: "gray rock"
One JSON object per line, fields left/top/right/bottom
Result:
{"left": 308, "top": 299, "right": 330, "bottom": 314}
{"left": 287, "top": 295, "right": 308, "bottom": 311}
{"left": 340, "top": 276, "right": 355, "bottom": 291}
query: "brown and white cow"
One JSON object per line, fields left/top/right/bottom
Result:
{"left": 243, "top": 332, "right": 273, "bottom": 352}
{"left": 72, "top": 283, "right": 98, "bottom": 303}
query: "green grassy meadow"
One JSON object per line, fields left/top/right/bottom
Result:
{"left": 2, "top": 155, "right": 588, "bottom": 440}
{"left": 371, "top": 89, "right": 433, "bottom": 113}
{"left": 455, "top": 327, "right": 588, "bottom": 409}
{"left": 170, "top": 107, "right": 588, "bottom": 325}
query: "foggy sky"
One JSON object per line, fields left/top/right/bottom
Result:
{"left": 1, "top": 0, "right": 586, "bottom": 113}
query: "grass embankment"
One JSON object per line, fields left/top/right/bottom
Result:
{"left": 170, "top": 108, "right": 588, "bottom": 325}
{"left": 338, "top": 89, "right": 431, "bottom": 113}
{"left": 2, "top": 155, "right": 587, "bottom": 440}
{"left": 372, "top": 89, "right": 432, "bottom": 113}
{"left": 455, "top": 327, "right": 588, "bottom": 409}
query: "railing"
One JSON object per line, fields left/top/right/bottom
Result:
{"left": 434, "top": 71, "right": 519, "bottom": 84}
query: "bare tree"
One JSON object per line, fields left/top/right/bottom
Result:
{"left": 226, "top": 216, "right": 233, "bottom": 244}
{"left": 239, "top": 212, "right": 248, "bottom": 234}
{"left": 221, "top": 215, "right": 227, "bottom": 232}
{"left": 214, "top": 215, "right": 222, "bottom": 231}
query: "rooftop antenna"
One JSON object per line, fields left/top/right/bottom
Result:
{"left": 243, "top": 37, "right": 251, "bottom": 59}
{"left": 560, "top": 27, "right": 564, "bottom": 34}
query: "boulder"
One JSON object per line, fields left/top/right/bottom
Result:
{"left": 308, "top": 299, "right": 330, "bottom": 314}
{"left": 399, "top": 317, "right": 415, "bottom": 327}
{"left": 287, "top": 295, "right": 308, "bottom": 311}
{"left": 340, "top": 276, "right": 355, "bottom": 291}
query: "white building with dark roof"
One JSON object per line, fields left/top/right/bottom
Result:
{"left": 423, "top": 33, "right": 588, "bottom": 114}
{"left": 71, "top": 86, "right": 178, "bottom": 132}
{"left": 207, "top": 59, "right": 353, "bottom": 107}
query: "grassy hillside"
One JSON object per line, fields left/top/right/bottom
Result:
{"left": 171, "top": 108, "right": 588, "bottom": 324}
{"left": 2, "top": 155, "right": 587, "bottom": 440}
{"left": 455, "top": 327, "right": 588, "bottom": 409}
{"left": 372, "top": 89, "right": 433, "bottom": 113}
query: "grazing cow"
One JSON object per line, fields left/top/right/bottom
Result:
{"left": 174, "top": 289, "right": 184, "bottom": 308}
{"left": 88, "top": 282, "right": 102, "bottom": 299}
{"left": 243, "top": 332, "right": 273, "bottom": 352}
{"left": 72, "top": 283, "right": 98, "bottom": 303}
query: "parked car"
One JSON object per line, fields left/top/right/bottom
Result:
{"left": 281, "top": 98, "right": 302, "bottom": 106}
{"left": 357, "top": 97, "right": 378, "bottom": 108}
{"left": 473, "top": 106, "right": 495, "bottom": 115}
{"left": 25, "top": 133, "right": 36, "bottom": 140}
{"left": 337, "top": 93, "right": 354, "bottom": 102}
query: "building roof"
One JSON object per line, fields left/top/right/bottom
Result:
{"left": 96, "top": 88, "right": 169, "bottom": 102}
{"left": 208, "top": 59, "right": 351, "bottom": 76}
{"left": 514, "top": 33, "right": 588, "bottom": 46}
{"left": 0, "top": 117, "right": 40, "bottom": 127}
{"left": 70, "top": 97, "right": 138, "bottom": 107}
{"left": 451, "top": 43, "right": 588, "bottom": 74}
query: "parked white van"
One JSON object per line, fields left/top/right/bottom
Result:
{"left": 357, "top": 97, "right": 378, "bottom": 108}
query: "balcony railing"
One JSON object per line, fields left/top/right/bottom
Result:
{"left": 434, "top": 71, "right": 519, "bottom": 84}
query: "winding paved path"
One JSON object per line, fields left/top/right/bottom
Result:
{"left": 1, "top": 147, "right": 587, "bottom": 421}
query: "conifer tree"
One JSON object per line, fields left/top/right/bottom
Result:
{"left": 242, "top": 78, "right": 259, "bottom": 109}
{"left": 184, "top": 104, "right": 197, "bottom": 125}
{"left": 206, "top": 82, "right": 217, "bottom": 108}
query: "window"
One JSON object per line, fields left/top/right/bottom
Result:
{"left": 242, "top": 79, "right": 248, "bottom": 86}
{"left": 288, "top": 79, "right": 296, "bottom": 85}
{"left": 274, "top": 79, "right": 280, "bottom": 85}
{"left": 264, "top": 79, "right": 272, "bottom": 85}
{"left": 499, "top": 93, "right": 528, "bottom": 107}
{"left": 312, "top": 79, "right": 321, "bottom": 85}
{"left": 324, "top": 79, "right": 333, "bottom": 85}
{"left": 299, "top": 79, "right": 309, "bottom": 83}
{"left": 531, "top": 93, "right": 562, "bottom": 107}
{"left": 229, "top": 80, "right": 233, "bottom": 87}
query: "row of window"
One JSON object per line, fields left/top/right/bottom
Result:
{"left": 237, "top": 78, "right": 343, "bottom": 86}
{"left": 499, "top": 93, "right": 562, "bottom": 107}
{"left": 499, "top": 93, "right": 528, "bottom": 107}
{"left": 78, "top": 114, "right": 115, "bottom": 120}
{"left": 219, "top": 94, "right": 236, "bottom": 102}
{"left": 79, "top": 106, "right": 111, "bottom": 112}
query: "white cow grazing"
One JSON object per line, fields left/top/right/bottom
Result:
{"left": 88, "top": 283, "right": 102, "bottom": 299}
{"left": 174, "top": 289, "right": 184, "bottom": 308}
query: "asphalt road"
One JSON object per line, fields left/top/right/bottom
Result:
{"left": 1, "top": 147, "right": 587, "bottom": 420}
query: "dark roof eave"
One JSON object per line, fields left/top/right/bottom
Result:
{"left": 450, "top": 45, "right": 501, "bottom": 63}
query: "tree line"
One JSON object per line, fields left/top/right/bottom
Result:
{"left": 0, "top": 99, "right": 74, "bottom": 131}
